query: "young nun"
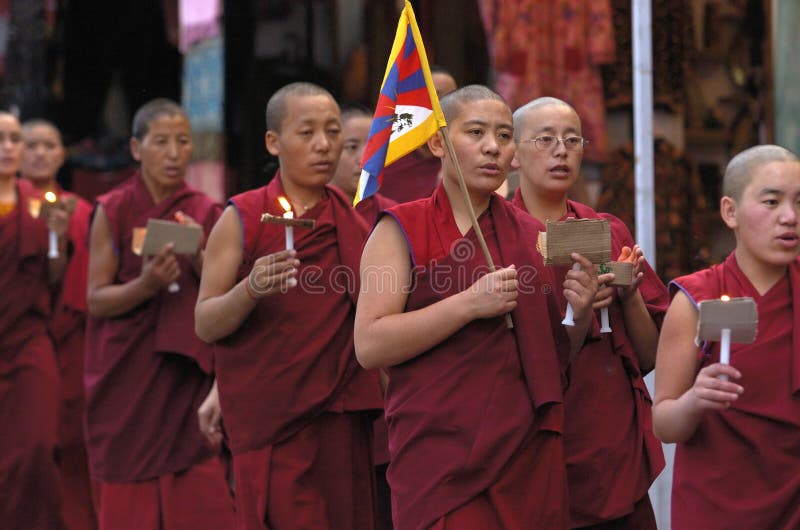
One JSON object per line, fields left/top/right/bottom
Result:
{"left": 21, "top": 119, "right": 98, "bottom": 530}
{"left": 0, "top": 110, "right": 65, "bottom": 530}
{"left": 355, "top": 85, "right": 598, "bottom": 530}
{"left": 653, "top": 145, "right": 800, "bottom": 530}
{"left": 195, "top": 82, "right": 383, "bottom": 530}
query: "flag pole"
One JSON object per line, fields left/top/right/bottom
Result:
{"left": 440, "top": 126, "right": 514, "bottom": 329}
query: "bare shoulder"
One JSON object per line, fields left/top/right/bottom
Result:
{"left": 362, "top": 215, "right": 410, "bottom": 266}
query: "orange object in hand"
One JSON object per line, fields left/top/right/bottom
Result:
{"left": 617, "top": 246, "right": 634, "bottom": 263}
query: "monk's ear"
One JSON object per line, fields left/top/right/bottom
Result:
{"left": 265, "top": 131, "right": 280, "bottom": 156}
{"left": 129, "top": 137, "right": 142, "bottom": 162}
{"left": 427, "top": 130, "right": 445, "bottom": 159}
{"left": 720, "top": 196, "right": 738, "bottom": 229}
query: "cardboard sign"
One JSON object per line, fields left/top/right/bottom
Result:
{"left": 538, "top": 218, "right": 611, "bottom": 266}
{"left": 696, "top": 296, "right": 758, "bottom": 343}
{"left": 596, "top": 261, "right": 634, "bottom": 287}
{"left": 132, "top": 219, "right": 202, "bottom": 257}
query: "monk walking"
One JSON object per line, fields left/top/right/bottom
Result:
{"left": 85, "top": 99, "right": 234, "bottom": 530}
{"left": 21, "top": 118, "right": 98, "bottom": 530}
{"left": 511, "top": 97, "right": 667, "bottom": 529}
{"left": 195, "top": 82, "right": 383, "bottom": 530}
{"left": 0, "top": 110, "right": 65, "bottom": 530}
{"left": 654, "top": 145, "right": 800, "bottom": 529}
{"left": 355, "top": 85, "right": 597, "bottom": 530}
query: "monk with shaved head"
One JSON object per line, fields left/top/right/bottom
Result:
{"left": 355, "top": 85, "right": 598, "bottom": 529}
{"left": 512, "top": 96, "right": 668, "bottom": 529}
{"left": 196, "top": 82, "right": 383, "bottom": 530}
{"left": 654, "top": 145, "right": 800, "bottom": 529}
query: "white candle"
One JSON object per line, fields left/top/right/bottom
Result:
{"left": 284, "top": 210, "right": 294, "bottom": 250}
{"left": 719, "top": 327, "right": 731, "bottom": 381}
{"left": 48, "top": 230, "right": 59, "bottom": 259}
{"left": 44, "top": 191, "right": 59, "bottom": 259}
{"left": 562, "top": 262, "right": 582, "bottom": 326}
{"left": 718, "top": 294, "right": 731, "bottom": 380}
{"left": 600, "top": 307, "right": 612, "bottom": 333}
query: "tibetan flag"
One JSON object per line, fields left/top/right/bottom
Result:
{"left": 353, "top": 0, "right": 447, "bottom": 206}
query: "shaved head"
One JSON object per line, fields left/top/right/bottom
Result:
{"left": 439, "top": 85, "right": 508, "bottom": 124}
{"left": 723, "top": 144, "right": 799, "bottom": 200}
{"left": 22, "top": 118, "right": 62, "bottom": 143}
{"left": 132, "top": 98, "right": 187, "bottom": 140}
{"left": 265, "top": 82, "right": 336, "bottom": 133}
{"left": 512, "top": 97, "right": 579, "bottom": 142}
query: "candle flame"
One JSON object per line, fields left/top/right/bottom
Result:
{"left": 44, "top": 191, "right": 57, "bottom": 203}
{"left": 721, "top": 294, "right": 731, "bottom": 302}
{"left": 277, "top": 196, "right": 292, "bottom": 213}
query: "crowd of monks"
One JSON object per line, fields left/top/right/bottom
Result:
{"left": 1, "top": 70, "right": 799, "bottom": 530}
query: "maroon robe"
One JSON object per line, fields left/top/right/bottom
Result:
{"left": 512, "top": 191, "right": 667, "bottom": 527}
{"left": 380, "top": 149, "right": 441, "bottom": 204}
{"left": 37, "top": 187, "right": 97, "bottom": 530}
{"left": 216, "top": 174, "right": 383, "bottom": 528}
{"left": 669, "top": 253, "right": 800, "bottom": 530}
{"left": 85, "top": 172, "right": 222, "bottom": 485}
{"left": 0, "top": 178, "right": 64, "bottom": 529}
{"left": 355, "top": 192, "right": 397, "bottom": 229}
{"left": 384, "top": 185, "right": 569, "bottom": 530}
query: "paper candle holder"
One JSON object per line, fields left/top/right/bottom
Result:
{"left": 537, "top": 218, "right": 612, "bottom": 266}
{"left": 696, "top": 296, "right": 758, "bottom": 344}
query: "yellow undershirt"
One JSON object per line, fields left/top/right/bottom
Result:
{"left": 0, "top": 201, "right": 15, "bottom": 217}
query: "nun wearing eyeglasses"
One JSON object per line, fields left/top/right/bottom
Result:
{"left": 510, "top": 96, "right": 669, "bottom": 530}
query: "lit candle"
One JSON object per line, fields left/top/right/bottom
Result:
{"left": 44, "top": 191, "right": 59, "bottom": 259}
{"left": 278, "top": 196, "right": 294, "bottom": 250}
{"left": 719, "top": 294, "right": 731, "bottom": 380}
{"left": 562, "top": 262, "right": 582, "bottom": 326}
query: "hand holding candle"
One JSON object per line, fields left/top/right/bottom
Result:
{"left": 537, "top": 219, "right": 610, "bottom": 329}
{"left": 138, "top": 243, "right": 181, "bottom": 295}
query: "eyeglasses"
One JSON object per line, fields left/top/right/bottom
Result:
{"left": 521, "top": 135, "right": 588, "bottom": 151}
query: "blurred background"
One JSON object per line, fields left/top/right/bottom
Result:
{"left": 2, "top": 2, "right": 794, "bottom": 252}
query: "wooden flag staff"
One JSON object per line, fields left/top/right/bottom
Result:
{"left": 440, "top": 126, "right": 514, "bottom": 329}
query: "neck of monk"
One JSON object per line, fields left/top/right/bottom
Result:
{"left": 142, "top": 175, "right": 180, "bottom": 204}
{"left": 443, "top": 177, "right": 491, "bottom": 236}
{"left": 519, "top": 184, "right": 568, "bottom": 223}
{"left": 0, "top": 174, "right": 15, "bottom": 203}
{"left": 734, "top": 246, "right": 788, "bottom": 296}
{"left": 279, "top": 174, "right": 323, "bottom": 215}
{"left": 29, "top": 177, "right": 57, "bottom": 193}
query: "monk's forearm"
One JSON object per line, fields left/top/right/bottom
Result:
{"left": 566, "top": 316, "right": 592, "bottom": 361}
{"left": 652, "top": 396, "right": 703, "bottom": 443}
{"left": 621, "top": 291, "right": 659, "bottom": 373}
{"left": 87, "top": 276, "right": 159, "bottom": 318}
{"left": 355, "top": 293, "right": 474, "bottom": 370}
{"left": 195, "top": 279, "right": 257, "bottom": 343}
